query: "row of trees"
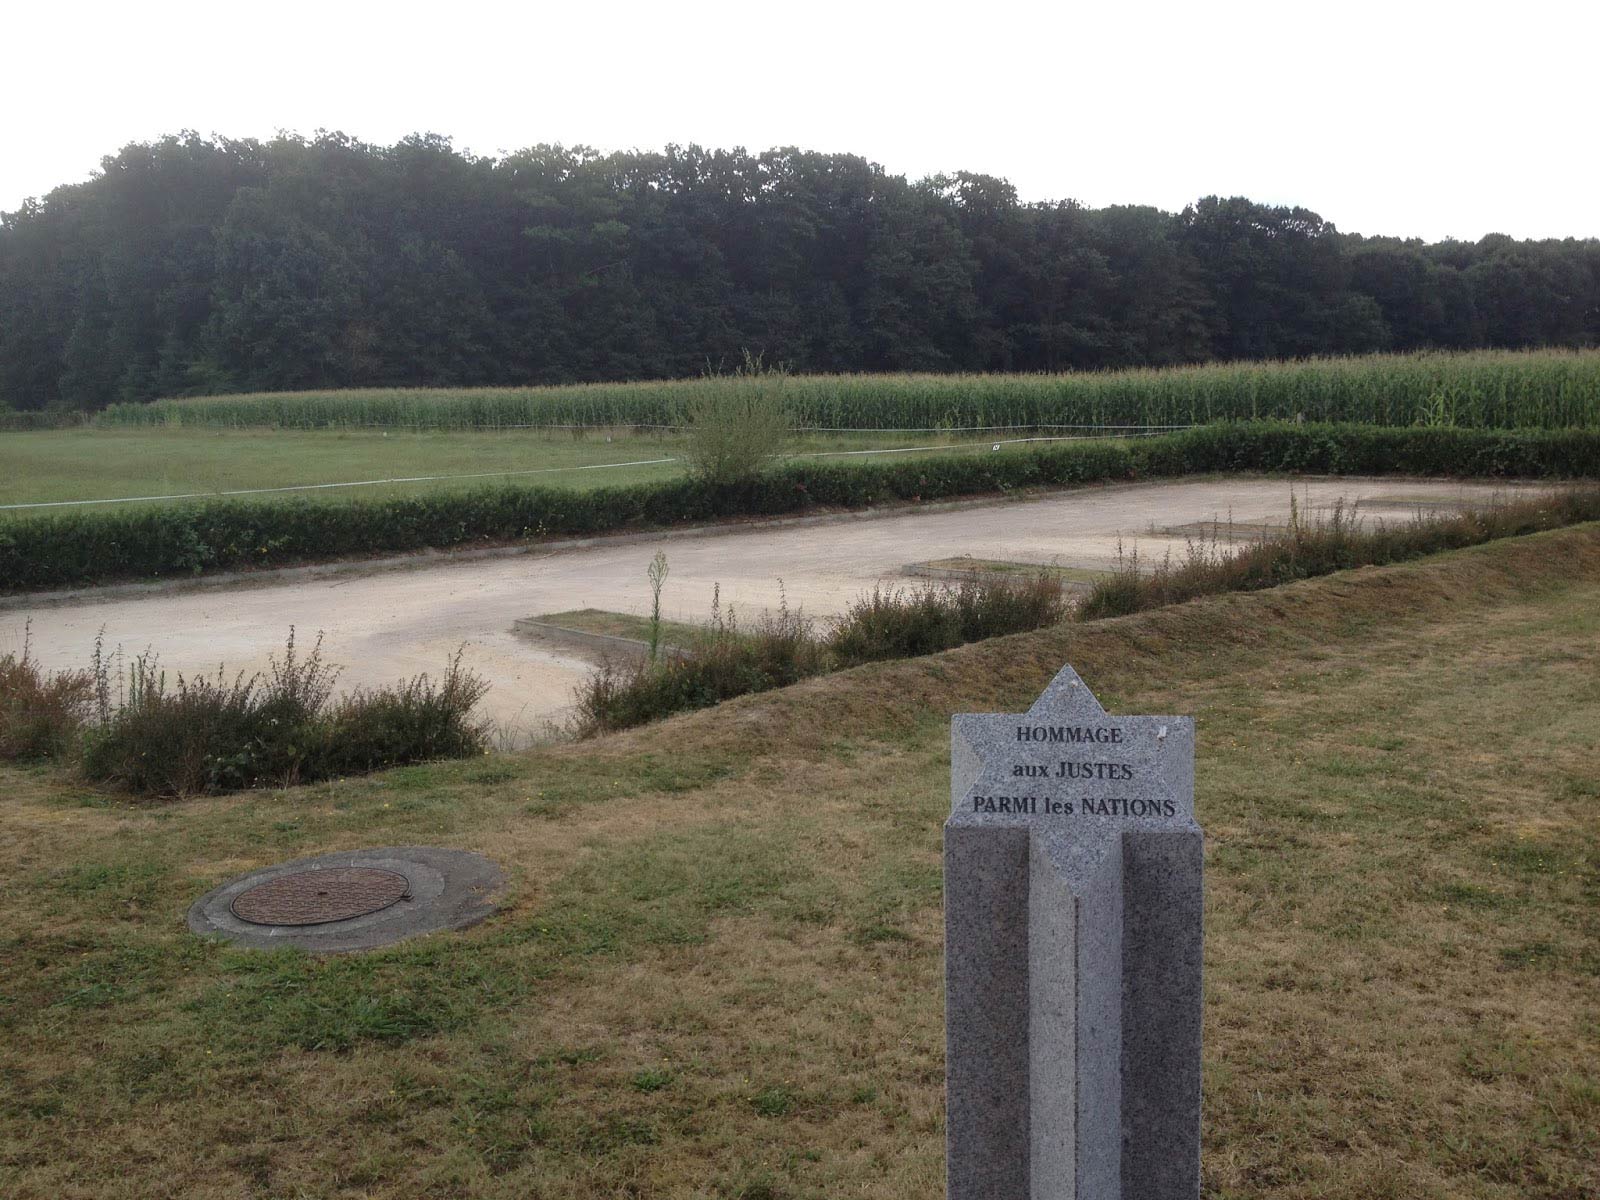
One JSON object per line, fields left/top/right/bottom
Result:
{"left": 3, "top": 132, "right": 1598, "bottom": 411}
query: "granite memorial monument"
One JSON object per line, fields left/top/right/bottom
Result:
{"left": 945, "top": 663, "right": 1202, "bottom": 1199}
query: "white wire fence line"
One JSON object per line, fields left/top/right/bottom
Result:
{"left": 108, "top": 420, "right": 1201, "bottom": 434}
{"left": 0, "top": 458, "right": 681, "bottom": 511}
{"left": 812, "top": 423, "right": 1195, "bottom": 433}
{"left": 0, "top": 429, "right": 1187, "bottom": 512}
{"left": 785, "top": 430, "right": 1183, "bottom": 459}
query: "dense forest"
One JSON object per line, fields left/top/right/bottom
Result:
{"left": 2, "top": 132, "right": 1598, "bottom": 411}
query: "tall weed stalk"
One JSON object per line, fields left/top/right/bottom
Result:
{"left": 0, "top": 621, "right": 94, "bottom": 759}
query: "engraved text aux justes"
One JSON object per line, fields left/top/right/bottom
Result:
{"left": 1011, "top": 762, "right": 1134, "bottom": 780}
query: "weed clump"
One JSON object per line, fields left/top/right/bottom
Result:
{"left": 575, "top": 587, "right": 826, "bottom": 734}
{"left": 0, "top": 628, "right": 489, "bottom": 798}
{"left": 830, "top": 576, "right": 1068, "bottom": 665}
{"left": 323, "top": 657, "right": 489, "bottom": 776}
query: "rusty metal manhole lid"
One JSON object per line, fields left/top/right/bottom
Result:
{"left": 230, "top": 867, "right": 410, "bottom": 926}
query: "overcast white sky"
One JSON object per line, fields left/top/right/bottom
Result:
{"left": 5, "top": 0, "right": 1597, "bottom": 242}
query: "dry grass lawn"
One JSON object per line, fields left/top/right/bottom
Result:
{"left": 2, "top": 527, "right": 1598, "bottom": 1198}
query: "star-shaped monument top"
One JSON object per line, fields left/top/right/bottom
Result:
{"left": 949, "top": 663, "right": 1196, "bottom": 884}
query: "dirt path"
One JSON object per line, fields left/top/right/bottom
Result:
{"left": 0, "top": 477, "right": 1543, "bottom": 740}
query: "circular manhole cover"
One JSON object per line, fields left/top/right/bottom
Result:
{"left": 191, "top": 847, "right": 502, "bottom": 953}
{"left": 230, "top": 867, "right": 410, "bottom": 927}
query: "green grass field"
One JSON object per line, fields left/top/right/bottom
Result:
{"left": 2, "top": 527, "right": 1596, "bottom": 1198}
{"left": 0, "top": 426, "right": 1040, "bottom": 514}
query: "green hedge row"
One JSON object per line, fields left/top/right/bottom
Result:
{"left": 4, "top": 423, "right": 1598, "bottom": 593}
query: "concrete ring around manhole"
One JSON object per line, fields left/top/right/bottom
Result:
{"left": 187, "top": 846, "right": 504, "bottom": 953}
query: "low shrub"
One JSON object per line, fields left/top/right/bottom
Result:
{"left": 574, "top": 592, "right": 827, "bottom": 734}
{"left": 4, "top": 423, "right": 1599, "bottom": 594}
{"left": 80, "top": 630, "right": 339, "bottom": 795}
{"left": 1078, "top": 485, "right": 1600, "bottom": 620}
{"left": 826, "top": 585, "right": 966, "bottom": 664}
{"left": 323, "top": 652, "right": 489, "bottom": 775}
{"left": 0, "top": 625, "right": 94, "bottom": 759}
{"left": 36, "top": 630, "right": 492, "bottom": 798}
{"left": 830, "top": 576, "right": 1069, "bottom": 665}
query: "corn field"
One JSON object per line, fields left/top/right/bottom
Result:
{"left": 98, "top": 349, "right": 1600, "bottom": 432}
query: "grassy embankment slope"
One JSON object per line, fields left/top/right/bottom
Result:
{"left": 2, "top": 526, "right": 1597, "bottom": 1198}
